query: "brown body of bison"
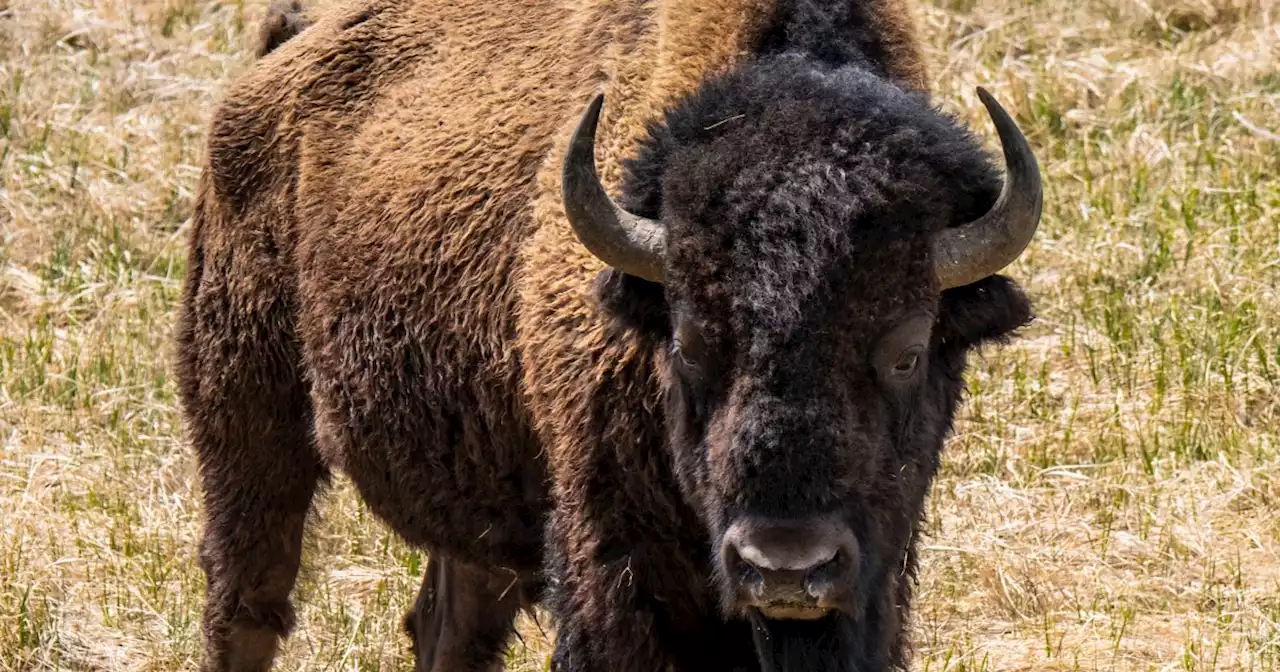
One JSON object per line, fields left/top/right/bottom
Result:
{"left": 177, "top": 0, "right": 935, "bottom": 670}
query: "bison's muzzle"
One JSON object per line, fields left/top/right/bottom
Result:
{"left": 722, "top": 514, "right": 859, "bottom": 620}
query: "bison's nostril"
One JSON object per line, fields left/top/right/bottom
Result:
{"left": 803, "top": 557, "right": 839, "bottom": 600}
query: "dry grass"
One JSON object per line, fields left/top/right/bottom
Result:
{"left": 1, "top": 0, "right": 1277, "bottom": 669}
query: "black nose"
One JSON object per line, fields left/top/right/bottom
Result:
{"left": 721, "top": 515, "right": 858, "bottom": 619}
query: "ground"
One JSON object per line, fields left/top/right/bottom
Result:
{"left": 1, "top": 0, "right": 1278, "bottom": 669}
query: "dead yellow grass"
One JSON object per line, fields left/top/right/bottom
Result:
{"left": 1, "top": 0, "right": 1277, "bottom": 669}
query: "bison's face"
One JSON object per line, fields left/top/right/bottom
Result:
{"left": 655, "top": 142, "right": 955, "bottom": 631}
{"left": 566, "top": 60, "right": 1040, "bottom": 668}
{"left": 662, "top": 239, "right": 940, "bottom": 626}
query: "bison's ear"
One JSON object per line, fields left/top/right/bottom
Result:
{"left": 935, "top": 274, "right": 1033, "bottom": 350}
{"left": 593, "top": 268, "right": 671, "bottom": 342}
{"left": 255, "top": 0, "right": 311, "bottom": 58}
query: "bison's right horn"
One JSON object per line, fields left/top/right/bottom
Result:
{"left": 562, "top": 93, "right": 667, "bottom": 283}
{"left": 932, "top": 87, "right": 1043, "bottom": 290}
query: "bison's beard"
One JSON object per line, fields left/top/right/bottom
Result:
{"left": 748, "top": 610, "right": 882, "bottom": 672}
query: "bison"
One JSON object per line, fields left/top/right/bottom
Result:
{"left": 176, "top": 0, "right": 1042, "bottom": 670}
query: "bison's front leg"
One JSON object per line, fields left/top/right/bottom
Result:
{"left": 543, "top": 508, "right": 756, "bottom": 672}
{"left": 402, "top": 556, "right": 539, "bottom": 672}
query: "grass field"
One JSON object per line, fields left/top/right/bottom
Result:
{"left": 2, "top": 0, "right": 1278, "bottom": 669}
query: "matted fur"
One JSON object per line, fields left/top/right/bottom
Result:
{"left": 175, "top": 0, "right": 1033, "bottom": 670}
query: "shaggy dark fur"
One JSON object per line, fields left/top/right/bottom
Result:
{"left": 176, "top": 0, "right": 1033, "bottom": 670}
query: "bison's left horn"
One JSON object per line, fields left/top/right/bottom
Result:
{"left": 562, "top": 93, "right": 667, "bottom": 283}
{"left": 933, "top": 87, "right": 1043, "bottom": 290}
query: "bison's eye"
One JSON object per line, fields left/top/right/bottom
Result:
{"left": 671, "top": 318, "right": 712, "bottom": 419}
{"left": 892, "top": 345, "right": 923, "bottom": 379}
{"left": 872, "top": 312, "right": 934, "bottom": 390}
{"left": 673, "top": 340, "right": 699, "bottom": 372}
{"left": 671, "top": 318, "right": 708, "bottom": 381}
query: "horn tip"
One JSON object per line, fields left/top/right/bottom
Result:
{"left": 569, "top": 92, "right": 607, "bottom": 157}
{"left": 974, "top": 87, "right": 1008, "bottom": 120}
{"left": 581, "top": 92, "right": 605, "bottom": 127}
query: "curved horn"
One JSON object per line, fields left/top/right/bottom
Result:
{"left": 562, "top": 93, "right": 667, "bottom": 283}
{"left": 933, "top": 87, "right": 1043, "bottom": 290}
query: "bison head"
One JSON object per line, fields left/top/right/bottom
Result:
{"left": 564, "top": 59, "right": 1039, "bottom": 670}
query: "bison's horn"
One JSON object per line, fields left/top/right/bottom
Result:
{"left": 933, "top": 87, "right": 1043, "bottom": 290}
{"left": 562, "top": 93, "right": 667, "bottom": 283}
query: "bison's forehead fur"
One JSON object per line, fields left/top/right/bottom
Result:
{"left": 620, "top": 56, "right": 1003, "bottom": 354}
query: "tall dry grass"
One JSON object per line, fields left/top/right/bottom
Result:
{"left": 1, "top": 0, "right": 1277, "bottom": 669}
